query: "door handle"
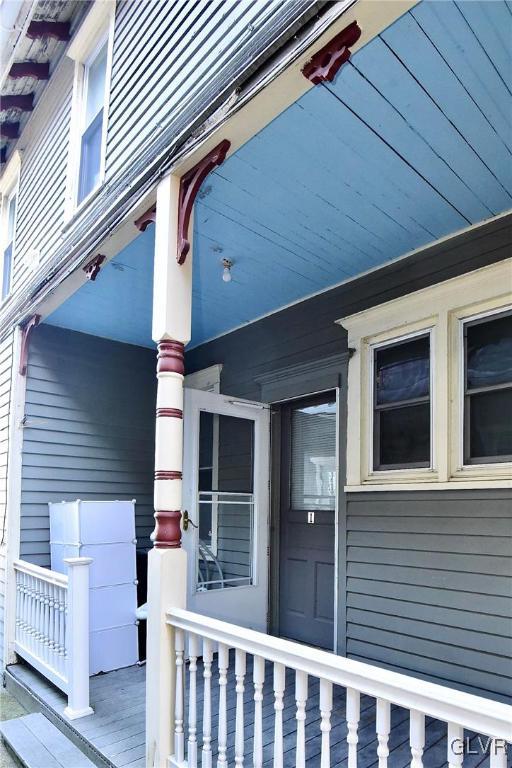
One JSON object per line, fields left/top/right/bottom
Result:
{"left": 182, "top": 510, "right": 198, "bottom": 531}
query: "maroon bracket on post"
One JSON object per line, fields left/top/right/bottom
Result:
{"left": 19, "top": 315, "right": 41, "bottom": 376}
{"left": 83, "top": 254, "right": 106, "bottom": 282}
{"left": 134, "top": 204, "right": 156, "bottom": 232}
{"left": 26, "top": 20, "right": 71, "bottom": 41}
{"left": 302, "top": 21, "right": 361, "bottom": 85}
{"left": 177, "top": 139, "right": 230, "bottom": 264}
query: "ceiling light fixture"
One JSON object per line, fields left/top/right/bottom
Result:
{"left": 222, "top": 258, "right": 233, "bottom": 283}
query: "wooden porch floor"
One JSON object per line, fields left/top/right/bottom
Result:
{"left": 7, "top": 660, "right": 509, "bottom": 768}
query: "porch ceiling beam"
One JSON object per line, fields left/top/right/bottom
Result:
{"left": 26, "top": 20, "right": 71, "bottom": 41}
{"left": 0, "top": 122, "right": 19, "bottom": 139}
{"left": 9, "top": 62, "right": 50, "bottom": 80}
{"left": 1, "top": 94, "right": 34, "bottom": 111}
{"left": 301, "top": 20, "right": 362, "bottom": 84}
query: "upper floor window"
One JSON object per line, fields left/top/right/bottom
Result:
{"left": 1, "top": 189, "right": 17, "bottom": 300}
{"left": 463, "top": 311, "right": 512, "bottom": 464}
{"left": 77, "top": 41, "right": 108, "bottom": 204}
{"left": 373, "top": 333, "right": 431, "bottom": 470}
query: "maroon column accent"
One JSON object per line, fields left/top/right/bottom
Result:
{"left": 19, "top": 315, "right": 40, "bottom": 376}
{"left": 1, "top": 123, "right": 20, "bottom": 139}
{"left": 134, "top": 204, "right": 156, "bottom": 232}
{"left": 9, "top": 62, "right": 50, "bottom": 80}
{"left": 302, "top": 21, "right": 361, "bottom": 84}
{"left": 26, "top": 20, "right": 71, "bottom": 41}
{"left": 155, "top": 470, "right": 182, "bottom": 480}
{"left": 177, "top": 139, "right": 230, "bottom": 264}
{"left": 83, "top": 254, "right": 105, "bottom": 281}
{"left": 156, "top": 407, "right": 183, "bottom": 418}
{"left": 157, "top": 340, "right": 185, "bottom": 375}
{"left": 2, "top": 94, "right": 34, "bottom": 111}
{"left": 153, "top": 511, "right": 182, "bottom": 549}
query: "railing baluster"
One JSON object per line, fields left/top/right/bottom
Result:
{"left": 253, "top": 655, "right": 265, "bottom": 768}
{"left": 320, "top": 678, "right": 333, "bottom": 768}
{"left": 188, "top": 633, "right": 199, "bottom": 768}
{"left": 174, "top": 627, "right": 185, "bottom": 763}
{"left": 376, "top": 699, "right": 391, "bottom": 768}
{"left": 489, "top": 739, "right": 508, "bottom": 768}
{"left": 447, "top": 723, "right": 463, "bottom": 768}
{"left": 346, "top": 687, "right": 360, "bottom": 768}
{"left": 295, "top": 669, "right": 308, "bottom": 768}
{"left": 410, "top": 710, "right": 425, "bottom": 768}
{"left": 235, "top": 648, "right": 246, "bottom": 767}
{"left": 202, "top": 638, "right": 213, "bottom": 768}
{"left": 273, "top": 662, "right": 285, "bottom": 768}
{"left": 217, "top": 642, "right": 229, "bottom": 768}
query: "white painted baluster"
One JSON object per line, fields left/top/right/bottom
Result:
{"left": 58, "top": 587, "right": 66, "bottom": 675}
{"left": 202, "top": 638, "right": 213, "bottom": 768}
{"left": 188, "top": 633, "right": 199, "bottom": 768}
{"left": 409, "top": 710, "right": 425, "bottom": 768}
{"left": 295, "top": 670, "right": 308, "bottom": 768}
{"left": 319, "top": 678, "right": 333, "bottom": 768}
{"left": 174, "top": 627, "right": 185, "bottom": 763}
{"left": 235, "top": 648, "right": 246, "bottom": 767}
{"left": 490, "top": 739, "right": 508, "bottom": 768}
{"left": 273, "top": 663, "right": 285, "bottom": 768}
{"left": 42, "top": 579, "right": 50, "bottom": 663}
{"left": 217, "top": 642, "right": 229, "bottom": 768}
{"left": 253, "top": 655, "right": 265, "bottom": 768}
{"left": 447, "top": 723, "right": 463, "bottom": 768}
{"left": 346, "top": 688, "right": 360, "bottom": 768}
{"left": 376, "top": 699, "right": 391, "bottom": 768}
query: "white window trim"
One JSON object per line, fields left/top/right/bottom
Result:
{"left": 368, "top": 326, "right": 435, "bottom": 477}
{"left": 0, "top": 150, "right": 21, "bottom": 304}
{"left": 64, "top": 0, "right": 115, "bottom": 220}
{"left": 340, "top": 258, "right": 512, "bottom": 491}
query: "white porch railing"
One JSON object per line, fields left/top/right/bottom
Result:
{"left": 166, "top": 608, "right": 512, "bottom": 768}
{"left": 14, "top": 557, "right": 93, "bottom": 720}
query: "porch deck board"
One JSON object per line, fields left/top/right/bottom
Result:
{"left": 8, "top": 661, "right": 506, "bottom": 768}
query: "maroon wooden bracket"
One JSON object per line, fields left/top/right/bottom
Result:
{"left": 178, "top": 139, "right": 230, "bottom": 264}
{"left": 302, "top": 21, "right": 361, "bottom": 84}
{"left": 134, "top": 204, "right": 156, "bottom": 232}
{"left": 9, "top": 62, "right": 50, "bottom": 80}
{"left": 19, "top": 315, "right": 40, "bottom": 376}
{"left": 1, "top": 122, "right": 19, "bottom": 139}
{"left": 83, "top": 254, "right": 105, "bottom": 281}
{"left": 27, "top": 20, "right": 71, "bottom": 41}
{"left": 2, "top": 94, "right": 34, "bottom": 111}
{"left": 0, "top": 147, "right": 6, "bottom": 164}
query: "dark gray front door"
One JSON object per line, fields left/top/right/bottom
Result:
{"left": 278, "top": 394, "right": 337, "bottom": 650}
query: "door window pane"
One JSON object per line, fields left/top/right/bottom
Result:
{"left": 373, "top": 334, "right": 431, "bottom": 470}
{"left": 197, "top": 412, "right": 254, "bottom": 591}
{"left": 291, "top": 400, "right": 336, "bottom": 510}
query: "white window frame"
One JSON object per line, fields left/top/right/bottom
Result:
{"left": 65, "top": 0, "right": 115, "bottom": 219}
{"left": 0, "top": 150, "right": 21, "bottom": 304}
{"left": 369, "top": 327, "right": 435, "bottom": 475}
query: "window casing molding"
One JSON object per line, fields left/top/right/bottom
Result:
{"left": 340, "top": 258, "right": 512, "bottom": 490}
{"left": 64, "top": 0, "right": 115, "bottom": 220}
{"left": 0, "top": 150, "right": 22, "bottom": 304}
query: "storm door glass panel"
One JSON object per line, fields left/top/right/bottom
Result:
{"left": 374, "top": 334, "right": 431, "bottom": 470}
{"left": 464, "top": 311, "right": 512, "bottom": 463}
{"left": 197, "top": 411, "right": 254, "bottom": 591}
{"left": 291, "top": 400, "right": 336, "bottom": 510}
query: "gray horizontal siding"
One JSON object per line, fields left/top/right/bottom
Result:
{"left": 105, "top": 0, "right": 318, "bottom": 181}
{"left": 186, "top": 218, "right": 512, "bottom": 701}
{"left": 20, "top": 325, "right": 156, "bottom": 567}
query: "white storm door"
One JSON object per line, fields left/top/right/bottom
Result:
{"left": 182, "top": 388, "right": 270, "bottom": 631}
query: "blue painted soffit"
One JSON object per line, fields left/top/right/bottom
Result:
{"left": 47, "top": 0, "right": 512, "bottom": 349}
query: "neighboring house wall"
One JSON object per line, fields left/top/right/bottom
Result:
{"left": 186, "top": 217, "right": 512, "bottom": 702}
{"left": 19, "top": 325, "right": 156, "bottom": 567}
{"left": 0, "top": 331, "right": 15, "bottom": 667}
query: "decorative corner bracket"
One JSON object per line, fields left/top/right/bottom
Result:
{"left": 83, "top": 254, "right": 105, "bottom": 282}
{"left": 2, "top": 94, "right": 34, "bottom": 111}
{"left": 134, "top": 204, "right": 156, "bottom": 232}
{"left": 9, "top": 61, "right": 50, "bottom": 80}
{"left": 177, "top": 139, "right": 231, "bottom": 264}
{"left": 19, "top": 315, "right": 40, "bottom": 376}
{"left": 302, "top": 21, "right": 361, "bottom": 85}
{"left": 1, "top": 123, "right": 20, "bottom": 140}
{"left": 26, "top": 20, "right": 71, "bottom": 41}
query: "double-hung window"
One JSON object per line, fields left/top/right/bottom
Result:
{"left": 463, "top": 310, "right": 512, "bottom": 464}
{"left": 77, "top": 41, "right": 108, "bottom": 204}
{"left": 2, "top": 189, "right": 17, "bottom": 300}
{"left": 373, "top": 332, "right": 431, "bottom": 470}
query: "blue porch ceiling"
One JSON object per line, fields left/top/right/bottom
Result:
{"left": 47, "top": 0, "right": 512, "bottom": 349}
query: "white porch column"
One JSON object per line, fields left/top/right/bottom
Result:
{"left": 146, "top": 173, "right": 192, "bottom": 768}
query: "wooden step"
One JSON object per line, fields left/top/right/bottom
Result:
{"left": 0, "top": 713, "right": 96, "bottom": 768}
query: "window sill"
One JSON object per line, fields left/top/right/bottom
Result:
{"left": 345, "top": 479, "right": 512, "bottom": 492}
